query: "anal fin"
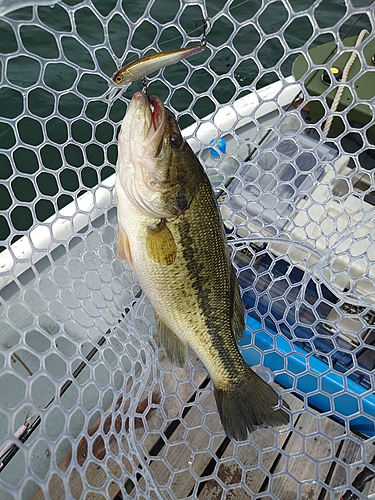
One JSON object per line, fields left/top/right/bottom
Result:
{"left": 146, "top": 220, "right": 177, "bottom": 265}
{"left": 155, "top": 312, "right": 187, "bottom": 368}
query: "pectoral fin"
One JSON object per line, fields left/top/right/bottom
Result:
{"left": 146, "top": 220, "right": 177, "bottom": 265}
{"left": 155, "top": 312, "right": 187, "bottom": 368}
{"left": 230, "top": 263, "right": 245, "bottom": 341}
{"left": 118, "top": 228, "right": 134, "bottom": 269}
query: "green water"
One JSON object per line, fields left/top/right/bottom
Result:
{"left": 0, "top": 0, "right": 373, "bottom": 245}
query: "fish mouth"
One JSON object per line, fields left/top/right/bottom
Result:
{"left": 146, "top": 95, "right": 166, "bottom": 157}
{"left": 130, "top": 92, "right": 166, "bottom": 158}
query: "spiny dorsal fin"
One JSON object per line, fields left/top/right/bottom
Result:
{"left": 155, "top": 312, "right": 187, "bottom": 368}
{"left": 146, "top": 219, "right": 177, "bottom": 265}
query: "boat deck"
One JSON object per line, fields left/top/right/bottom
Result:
{"left": 30, "top": 348, "right": 375, "bottom": 500}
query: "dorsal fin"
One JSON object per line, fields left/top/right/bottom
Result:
{"left": 230, "top": 263, "right": 245, "bottom": 341}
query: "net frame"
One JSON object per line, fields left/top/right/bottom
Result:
{"left": 0, "top": 0, "right": 375, "bottom": 499}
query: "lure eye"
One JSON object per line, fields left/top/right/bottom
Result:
{"left": 114, "top": 75, "right": 122, "bottom": 83}
{"left": 170, "top": 133, "right": 183, "bottom": 150}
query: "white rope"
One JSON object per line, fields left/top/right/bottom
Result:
{"left": 323, "top": 29, "right": 369, "bottom": 136}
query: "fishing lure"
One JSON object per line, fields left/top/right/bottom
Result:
{"left": 109, "top": 19, "right": 208, "bottom": 98}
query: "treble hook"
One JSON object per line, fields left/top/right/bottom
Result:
{"left": 197, "top": 18, "right": 209, "bottom": 48}
{"left": 141, "top": 77, "right": 149, "bottom": 96}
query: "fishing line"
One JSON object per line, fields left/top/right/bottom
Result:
{"left": 147, "top": 0, "right": 252, "bottom": 49}
{"left": 119, "top": 17, "right": 208, "bottom": 69}
{"left": 107, "top": 18, "right": 209, "bottom": 98}
{"left": 113, "top": 0, "right": 256, "bottom": 69}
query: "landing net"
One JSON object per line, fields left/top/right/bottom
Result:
{"left": 0, "top": 1, "right": 374, "bottom": 499}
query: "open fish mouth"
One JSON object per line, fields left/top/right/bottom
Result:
{"left": 146, "top": 95, "right": 166, "bottom": 149}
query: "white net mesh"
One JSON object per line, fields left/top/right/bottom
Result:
{"left": 0, "top": 0, "right": 375, "bottom": 498}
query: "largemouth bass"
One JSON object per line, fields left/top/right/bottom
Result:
{"left": 115, "top": 92, "right": 289, "bottom": 440}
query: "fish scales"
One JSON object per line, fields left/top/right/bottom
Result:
{"left": 115, "top": 92, "right": 289, "bottom": 440}
{"left": 120, "top": 159, "right": 239, "bottom": 382}
{"left": 162, "top": 183, "right": 238, "bottom": 381}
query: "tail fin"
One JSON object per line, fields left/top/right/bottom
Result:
{"left": 213, "top": 368, "right": 289, "bottom": 441}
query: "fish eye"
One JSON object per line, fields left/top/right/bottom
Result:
{"left": 170, "top": 133, "right": 183, "bottom": 150}
{"left": 114, "top": 75, "right": 122, "bottom": 83}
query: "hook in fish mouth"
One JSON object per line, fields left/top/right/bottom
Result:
{"left": 141, "top": 77, "right": 149, "bottom": 96}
